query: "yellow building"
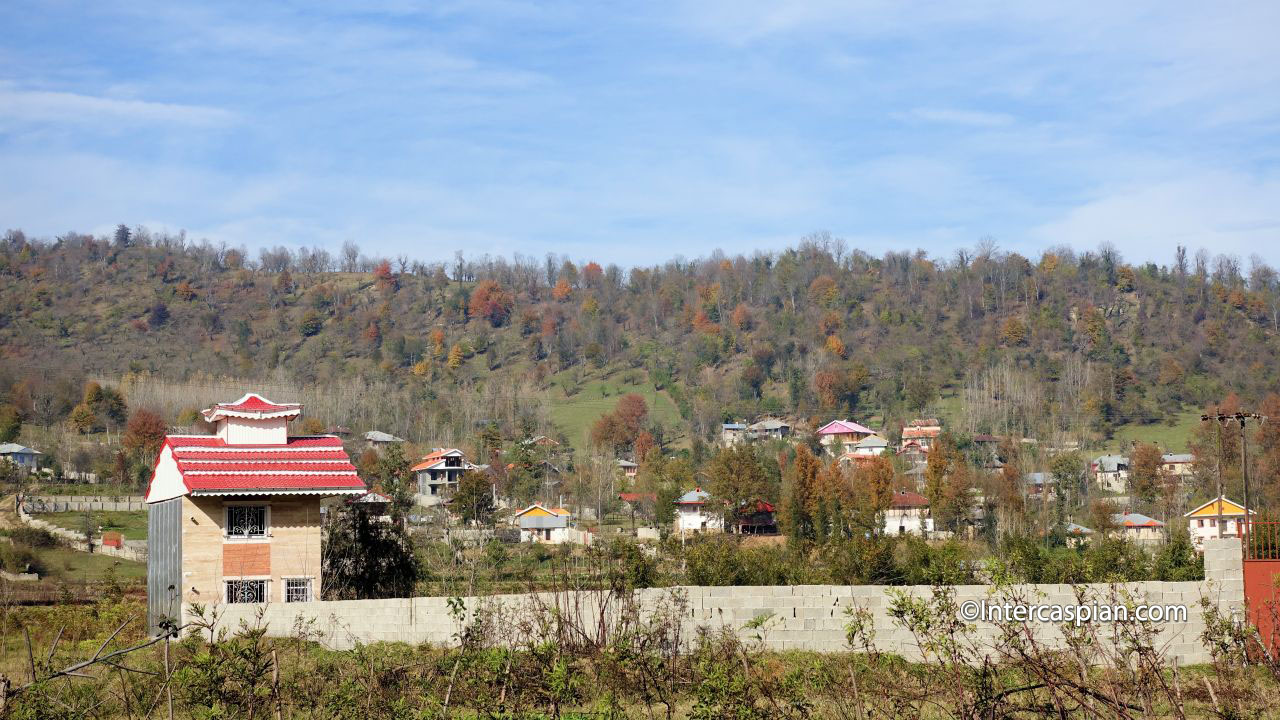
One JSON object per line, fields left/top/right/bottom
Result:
{"left": 1185, "top": 496, "right": 1254, "bottom": 550}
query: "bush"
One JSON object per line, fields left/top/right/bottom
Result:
{"left": 0, "top": 543, "right": 45, "bottom": 575}
{"left": 9, "top": 525, "right": 61, "bottom": 548}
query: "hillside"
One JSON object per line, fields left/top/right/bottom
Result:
{"left": 2, "top": 228, "right": 1279, "bottom": 457}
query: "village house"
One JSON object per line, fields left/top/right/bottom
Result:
{"left": 0, "top": 443, "right": 42, "bottom": 473}
{"left": 900, "top": 418, "right": 942, "bottom": 453}
{"left": 1091, "top": 454, "right": 1130, "bottom": 493}
{"left": 1185, "top": 496, "right": 1255, "bottom": 550}
{"left": 363, "top": 430, "right": 405, "bottom": 450}
{"left": 816, "top": 419, "right": 876, "bottom": 456}
{"left": 733, "top": 501, "right": 778, "bottom": 534}
{"left": 411, "top": 448, "right": 485, "bottom": 506}
{"left": 617, "top": 459, "right": 639, "bottom": 478}
{"left": 145, "top": 393, "right": 366, "bottom": 632}
{"left": 1024, "top": 472, "right": 1054, "bottom": 500}
{"left": 747, "top": 418, "right": 791, "bottom": 441}
{"left": 674, "top": 488, "right": 724, "bottom": 534}
{"left": 1162, "top": 453, "right": 1194, "bottom": 478}
{"left": 1065, "top": 522, "right": 1094, "bottom": 547}
{"left": 1110, "top": 511, "right": 1165, "bottom": 544}
{"left": 885, "top": 490, "right": 933, "bottom": 536}
{"left": 514, "top": 504, "right": 576, "bottom": 544}
{"left": 842, "top": 434, "right": 889, "bottom": 460}
{"left": 720, "top": 422, "right": 748, "bottom": 446}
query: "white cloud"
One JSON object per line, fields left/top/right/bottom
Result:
{"left": 0, "top": 84, "right": 234, "bottom": 127}
{"left": 1032, "top": 171, "right": 1280, "bottom": 259}
{"left": 897, "top": 108, "right": 1015, "bottom": 127}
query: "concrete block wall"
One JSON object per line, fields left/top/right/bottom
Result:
{"left": 199, "top": 538, "right": 1245, "bottom": 665}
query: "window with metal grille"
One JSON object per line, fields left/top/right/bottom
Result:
{"left": 284, "top": 577, "right": 312, "bottom": 603}
{"left": 225, "top": 579, "right": 267, "bottom": 604}
{"left": 227, "top": 506, "right": 267, "bottom": 538}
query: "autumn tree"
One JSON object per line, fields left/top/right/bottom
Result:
{"left": 373, "top": 260, "right": 398, "bottom": 292}
{"left": 1128, "top": 442, "right": 1166, "bottom": 506}
{"left": 469, "top": 280, "right": 515, "bottom": 327}
{"left": 852, "top": 456, "right": 894, "bottom": 533}
{"left": 69, "top": 403, "right": 97, "bottom": 433}
{"left": 122, "top": 409, "right": 168, "bottom": 460}
{"left": 782, "top": 446, "right": 821, "bottom": 541}
{"left": 589, "top": 394, "right": 649, "bottom": 454}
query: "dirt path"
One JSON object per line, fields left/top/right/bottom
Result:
{"left": 0, "top": 493, "right": 21, "bottom": 530}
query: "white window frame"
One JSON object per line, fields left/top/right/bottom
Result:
{"left": 225, "top": 578, "right": 270, "bottom": 604}
{"left": 283, "top": 576, "right": 314, "bottom": 603}
{"left": 224, "top": 502, "right": 271, "bottom": 541}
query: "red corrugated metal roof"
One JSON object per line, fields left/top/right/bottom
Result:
{"left": 890, "top": 491, "right": 929, "bottom": 508}
{"left": 164, "top": 434, "right": 364, "bottom": 494}
{"left": 211, "top": 393, "right": 301, "bottom": 414}
{"left": 169, "top": 435, "right": 342, "bottom": 449}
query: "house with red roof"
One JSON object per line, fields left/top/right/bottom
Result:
{"left": 145, "top": 393, "right": 366, "bottom": 632}
{"left": 900, "top": 418, "right": 942, "bottom": 451}
{"left": 816, "top": 419, "right": 877, "bottom": 456}
{"left": 1111, "top": 511, "right": 1166, "bottom": 544}
{"left": 884, "top": 490, "right": 933, "bottom": 536}
{"left": 411, "top": 448, "right": 486, "bottom": 506}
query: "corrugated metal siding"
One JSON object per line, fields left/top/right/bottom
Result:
{"left": 146, "top": 498, "right": 182, "bottom": 635}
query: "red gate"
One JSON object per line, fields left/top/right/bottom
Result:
{"left": 1244, "top": 522, "right": 1280, "bottom": 651}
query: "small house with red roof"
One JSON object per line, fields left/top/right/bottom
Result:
{"left": 411, "top": 448, "right": 485, "bottom": 506}
{"left": 734, "top": 500, "right": 777, "bottom": 534}
{"left": 885, "top": 490, "right": 933, "bottom": 536}
{"left": 1111, "top": 511, "right": 1166, "bottom": 544}
{"left": 900, "top": 418, "right": 942, "bottom": 453}
{"left": 816, "top": 419, "right": 877, "bottom": 455}
{"left": 145, "top": 393, "right": 366, "bottom": 632}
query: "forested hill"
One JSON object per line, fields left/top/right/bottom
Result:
{"left": 1, "top": 227, "right": 1278, "bottom": 450}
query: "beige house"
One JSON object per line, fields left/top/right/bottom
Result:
{"left": 145, "top": 393, "right": 365, "bottom": 632}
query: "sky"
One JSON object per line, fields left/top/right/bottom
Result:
{"left": 1, "top": 1, "right": 1279, "bottom": 267}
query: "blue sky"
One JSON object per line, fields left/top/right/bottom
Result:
{"left": 2, "top": 1, "right": 1279, "bottom": 267}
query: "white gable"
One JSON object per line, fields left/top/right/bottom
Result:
{"left": 146, "top": 445, "right": 188, "bottom": 503}
{"left": 217, "top": 416, "right": 289, "bottom": 446}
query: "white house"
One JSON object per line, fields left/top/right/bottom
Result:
{"left": 721, "top": 423, "right": 748, "bottom": 446}
{"left": 1111, "top": 511, "right": 1165, "bottom": 544}
{"left": 1185, "top": 496, "right": 1254, "bottom": 550}
{"left": 816, "top": 419, "right": 876, "bottom": 455}
{"left": 847, "top": 434, "right": 888, "bottom": 457}
{"left": 674, "top": 488, "right": 723, "bottom": 534}
{"left": 884, "top": 490, "right": 933, "bottom": 536}
{"left": 0, "top": 443, "right": 42, "bottom": 472}
{"left": 617, "top": 459, "right": 638, "bottom": 478}
{"left": 1091, "top": 455, "right": 1130, "bottom": 493}
{"left": 1162, "top": 453, "right": 1195, "bottom": 478}
{"left": 514, "top": 504, "right": 578, "bottom": 544}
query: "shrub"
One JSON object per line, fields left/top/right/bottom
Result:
{"left": 9, "top": 525, "right": 61, "bottom": 548}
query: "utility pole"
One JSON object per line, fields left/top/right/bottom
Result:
{"left": 1202, "top": 410, "right": 1266, "bottom": 540}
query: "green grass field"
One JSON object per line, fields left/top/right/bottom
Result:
{"left": 41, "top": 510, "right": 149, "bottom": 540}
{"left": 35, "top": 545, "right": 146, "bottom": 582}
{"left": 1105, "top": 409, "right": 1202, "bottom": 453}
{"left": 546, "top": 367, "right": 684, "bottom": 451}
